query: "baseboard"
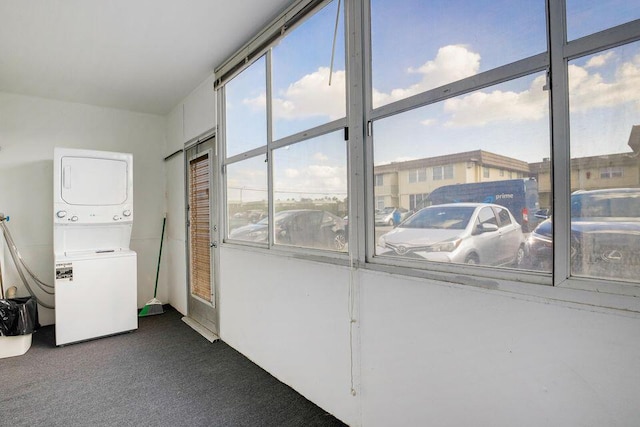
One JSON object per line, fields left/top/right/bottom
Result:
{"left": 181, "top": 316, "right": 220, "bottom": 343}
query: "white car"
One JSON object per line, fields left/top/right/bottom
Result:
{"left": 377, "top": 203, "right": 525, "bottom": 266}
{"left": 374, "top": 207, "right": 411, "bottom": 226}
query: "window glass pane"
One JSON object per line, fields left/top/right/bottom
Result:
{"left": 272, "top": 131, "right": 348, "bottom": 251}
{"left": 370, "top": 0, "right": 546, "bottom": 108}
{"left": 478, "top": 207, "right": 498, "bottom": 226}
{"left": 226, "top": 156, "right": 268, "bottom": 241}
{"left": 271, "top": 0, "right": 346, "bottom": 140}
{"left": 567, "top": 0, "right": 640, "bottom": 41}
{"left": 568, "top": 42, "right": 640, "bottom": 282}
{"left": 225, "top": 57, "right": 267, "bottom": 158}
{"left": 497, "top": 207, "right": 512, "bottom": 226}
{"left": 374, "top": 73, "right": 549, "bottom": 270}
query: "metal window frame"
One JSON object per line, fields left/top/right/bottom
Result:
{"left": 360, "top": 1, "right": 640, "bottom": 293}
{"left": 363, "top": 0, "right": 542, "bottom": 285}
{"left": 212, "top": 0, "right": 640, "bottom": 305}
{"left": 219, "top": 0, "right": 350, "bottom": 259}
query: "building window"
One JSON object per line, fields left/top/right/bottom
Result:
{"left": 409, "top": 168, "right": 427, "bottom": 183}
{"left": 432, "top": 167, "right": 442, "bottom": 181}
{"left": 443, "top": 165, "right": 453, "bottom": 180}
{"left": 375, "top": 174, "right": 384, "bottom": 186}
{"left": 483, "top": 167, "right": 490, "bottom": 178}
{"left": 432, "top": 165, "right": 452, "bottom": 181}
{"left": 409, "top": 193, "right": 429, "bottom": 211}
{"left": 600, "top": 167, "right": 623, "bottom": 179}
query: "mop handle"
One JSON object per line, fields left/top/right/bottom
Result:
{"left": 153, "top": 217, "right": 166, "bottom": 298}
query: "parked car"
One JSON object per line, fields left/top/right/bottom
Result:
{"left": 421, "top": 178, "right": 541, "bottom": 232}
{"left": 526, "top": 188, "right": 640, "bottom": 279}
{"left": 229, "top": 209, "right": 347, "bottom": 251}
{"left": 229, "top": 209, "right": 267, "bottom": 230}
{"left": 377, "top": 203, "right": 525, "bottom": 266}
{"left": 375, "top": 207, "right": 411, "bottom": 226}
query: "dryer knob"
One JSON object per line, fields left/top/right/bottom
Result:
{"left": 122, "top": 210, "right": 131, "bottom": 217}
{"left": 70, "top": 216, "right": 78, "bottom": 222}
{"left": 56, "top": 210, "right": 67, "bottom": 218}
{"left": 113, "top": 215, "right": 121, "bottom": 221}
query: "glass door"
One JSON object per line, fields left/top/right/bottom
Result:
{"left": 185, "top": 136, "right": 218, "bottom": 337}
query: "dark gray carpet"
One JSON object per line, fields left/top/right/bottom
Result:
{"left": 0, "top": 307, "right": 346, "bottom": 427}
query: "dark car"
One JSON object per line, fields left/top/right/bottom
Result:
{"left": 228, "top": 209, "right": 347, "bottom": 251}
{"left": 526, "top": 188, "right": 640, "bottom": 280}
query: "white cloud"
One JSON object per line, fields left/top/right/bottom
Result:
{"left": 285, "top": 168, "right": 300, "bottom": 178}
{"left": 245, "top": 67, "right": 346, "bottom": 121}
{"left": 308, "top": 164, "right": 341, "bottom": 179}
{"left": 439, "top": 53, "right": 640, "bottom": 127}
{"left": 244, "top": 45, "right": 639, "bottom": 131}
{"left": 568, "top": 54, "right": 640, "bottom": 112}
{"left": 275, "top": 163, "right": 347, "bottom": 197}
{"left": 443, "top": 74, "right": 548, "bottom": 127}
{"left": 408, "top": 45, "right": 481, "bottom": 84}
{"left": 313, "top": 152, "right": 328, "bottom": 162}
{"left": 243, "top": 92, "right": 266, "bottom": 109}
{"left": 373, "top": 45, "right": 480, "bottom": 108}
{"left": 585, "top": 52, "right": 614, "bottom": 68}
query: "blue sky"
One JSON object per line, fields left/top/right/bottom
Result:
{"left": 225, "top": 0, "right": 640, "bottom": 201}
{"left": 370, "top": 0, "right": 546, "bottom": 94}
{"left": 566, "top": 0, "right": 640, "bottom": 40}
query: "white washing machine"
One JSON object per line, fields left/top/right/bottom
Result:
{"left": 53, "top": 148, "right": 138, "bottom": 346}
{"left": 55, "top": 250, "right": 137, "bottom": 345}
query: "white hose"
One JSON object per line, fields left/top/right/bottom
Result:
{"left": 0, "top": 219, "right": 55, "bottom": 309}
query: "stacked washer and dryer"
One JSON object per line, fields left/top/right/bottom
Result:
{"left": 53, "top": 148, "right": 138, "bottom": 346}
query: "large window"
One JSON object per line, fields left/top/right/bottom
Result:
{"left": 272, "top": 131, "right": 347, "bottom": 251}
{"left": 271, "top": 0, "right": 345, "bottom": 140}
{"left": 566, "top": 42, "right": 640, "bottom": 283}
{"left": 225, "top": 57, "right": 267, "bottom": 158}
{"left": 217, "top": 0, "right": 640, "bottom": 296}
{"left": 226, "top": 156, "right": 268, "bottom": 242}
{"left": 372, "top": 72, "right": 550, "bottom": 270}
{"left": 370, "top": 0, "right": 546, "bottom": 109}
{"left": 223, "top": 0, "right": 347, "bottom": 254}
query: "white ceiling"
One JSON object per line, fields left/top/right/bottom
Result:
{"left": 0, "top": 0, "right": 294, "bottom": 115}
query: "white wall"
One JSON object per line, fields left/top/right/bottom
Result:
{"left": 0, "top": 92, "right": 167, "bottom": 325}
{"left": 218, "top": 247, "right": 640, "bottom": 427}
{"left": 219, "top": 248, "right": 359, "bottom": 423}
{"left": 359, "top": 271, "right": 640, "bottom": 427}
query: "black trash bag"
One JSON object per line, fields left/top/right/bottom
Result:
{"left": 0, "top": 297, "right": 40, "bottom": 336}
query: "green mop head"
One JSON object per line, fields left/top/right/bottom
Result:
{"left": 139, "top": 298, "right": 164, "bottom": 317}
{"left": 139, "top": 217, "right": 167, "bottom": 318}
